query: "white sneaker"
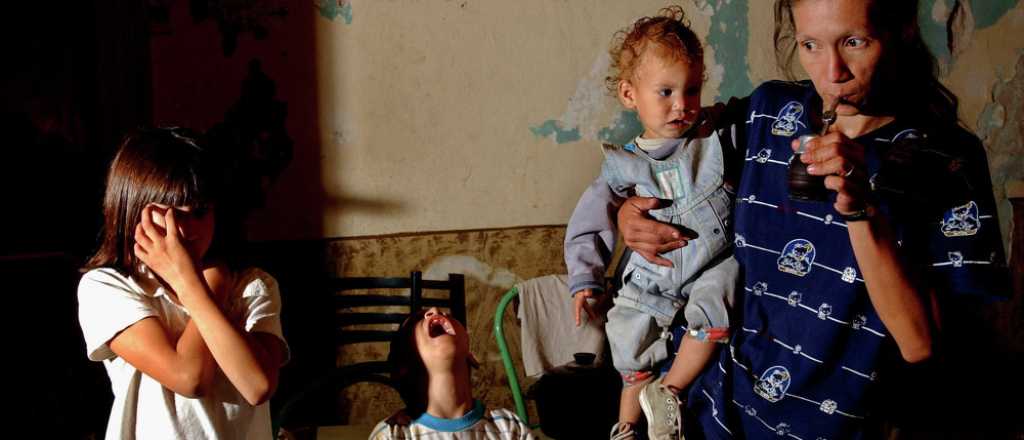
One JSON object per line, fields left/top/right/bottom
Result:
{"left": 639, "top": 381, "right": 684, "bottom": 440}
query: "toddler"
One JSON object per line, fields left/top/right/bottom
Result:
{"left": 564, "top": 6, "right": 740, "bottom": 439}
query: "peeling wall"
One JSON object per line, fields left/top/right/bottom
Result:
{"left": 313, "top": 1, "right": 679, "bottom": 239}
{"left": 976, "top": 52, "right": 1024, "bottom": 258}
{"left": 149, "top": 2, "right": 1023, "bottom": 245}
{"left": 309, "top": 1, "right": 1022, "bottom": 247}
{"left": 936, "top": 1, "right": 1024, "bottom": 253}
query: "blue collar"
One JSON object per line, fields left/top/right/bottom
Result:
{"left": 412, "top": 400, "right": 484, "bottom": 432}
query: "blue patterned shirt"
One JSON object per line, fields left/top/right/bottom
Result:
{"left": 686, "top": 81, "right": 1008, "bottom": 440}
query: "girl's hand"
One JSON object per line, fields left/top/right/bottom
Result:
{"left": 134, "top": 204, "right": 202, "bottom": 291}
{"left": 794, "top": 132, "right": 872, "bottom": 216}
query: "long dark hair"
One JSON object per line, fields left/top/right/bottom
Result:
{"left": 388, "top": 309, "right": 431, "bottom": 417}
{"left": 84, "top": 127, "right": 226, "bottom": 277}
{"left": 773, "top": 0, "right": 960, "bottom": 127}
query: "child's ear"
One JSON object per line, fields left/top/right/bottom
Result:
{"left": 617, "top": 79, "right": 637, "bottom": 109}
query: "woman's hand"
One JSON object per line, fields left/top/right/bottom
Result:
{"left": 617, "top": 196, "right": 690, "bottom": 267}
{"left": 794, "top": 132, "right": 871, "bottom": 216}
{"left": 134, "top": 204, "right": 202, "bottom": 292}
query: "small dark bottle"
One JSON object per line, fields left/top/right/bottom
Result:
{"left": 788, "top": 134, "right": 828, "bottom": 201}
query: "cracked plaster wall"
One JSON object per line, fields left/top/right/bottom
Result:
{"left": 150, "top": 1, "right": 1023, "bottom": 245}
{"left": 307, "top": 1, "right": 1022, "bottom": 249}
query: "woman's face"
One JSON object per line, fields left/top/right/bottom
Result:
{"left": 792, "top": 0, "right": 884, "bottom": 116}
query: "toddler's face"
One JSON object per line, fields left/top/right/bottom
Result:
{"left": 619, "top": 52, "right": 702, "bottom": 140}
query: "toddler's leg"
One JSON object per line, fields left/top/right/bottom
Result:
{"left": 606, "top": 282, "right": 673, "bottom": 438}
{"left": 640, "top": 256, "right": 740, "bottom": 439}
{"left": 661, "top": 335, "right": 717, "bottom": 391}
{"left": 664, "top": 255, "right": 740, "bottom": 391}
{"left": 619, "top": 372, "right": 654, "bottom": 425}
{"left": 636, "top": 333, "right": 717, "bottom": 440}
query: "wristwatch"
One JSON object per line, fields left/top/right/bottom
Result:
{"left": 839, "top": 205, "right": 875, "bottom": 222}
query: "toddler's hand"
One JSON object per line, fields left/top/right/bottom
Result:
{"left": 573, "top": 289, "right": 599, "bottom": 327}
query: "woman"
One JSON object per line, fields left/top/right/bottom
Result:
{"left": 616, "top": 0, "right": 1008, "bottom": 438}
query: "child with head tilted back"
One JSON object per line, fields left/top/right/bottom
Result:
{"left": 370, "top": 307, "right": 534, "bottom": 439}
{"left": 78, "top": 127, "right": 288, "bottom": 439}
{"left": 564, "top": 6, "right": 740, "bottom": 439}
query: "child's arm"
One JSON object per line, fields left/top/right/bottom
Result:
{"left": 572, "top": 288, "right": 599, "bottom": 327}
{"left": 565, "top": 176, "right": 623, "bottom": 326}
{"left": 108, "top": 317, "right": 215, "bottom": 398}
{"left": 135, "top": 205, "right": 284, "bottom": 405}
{"left": 103, "top": 264, "right": 236, "bottom": 397}
{"left": 202, "top": 264, "right": 287, "bottom": 401}
{"left": 179, "top": 286, "right": 284, "bottom": 405}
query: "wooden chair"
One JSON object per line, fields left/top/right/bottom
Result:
{"left": 274, "top": 271, "right": 465, "bottom": 438}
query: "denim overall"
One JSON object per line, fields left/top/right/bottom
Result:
{"left": 601, "top": 136, "right": 739, "bottom": 380}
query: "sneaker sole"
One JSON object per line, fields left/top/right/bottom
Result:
{"left": 638, "top": 386, "right": 658, "bottom": 439}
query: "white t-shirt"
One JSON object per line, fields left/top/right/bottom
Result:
{"left": 369, "top": 401, "right": 535, "bottom": 440}
{"left": 78, "top": 267, "right": 289, "bottom": 440}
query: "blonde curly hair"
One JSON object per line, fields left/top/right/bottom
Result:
{"left": 605, "top": 5, "right": 705, "bottom": 94}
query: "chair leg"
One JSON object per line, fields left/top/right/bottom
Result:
{"left": 494, "top": 287, "right": 529, "bottom": 425}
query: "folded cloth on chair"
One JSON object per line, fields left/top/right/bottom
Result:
{"left": 516, "top": 274, "right": 607, "bottom": 377}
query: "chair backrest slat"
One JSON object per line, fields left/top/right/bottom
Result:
{"left": 419, "top": 297, "right": 459, "bottom": 312}
{"left": 332, "top": 277, "right": 411, "bottom": 290}
{"left": 336, "top": 330, "right": 397, "bottom": 344}
{"left": 336, "top": 312, "right": 409, "bottom": 326}
{"left": 333, "top": 294, "right": 416, "bottom": 308}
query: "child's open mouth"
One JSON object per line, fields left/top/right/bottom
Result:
{"left": 427, "top": 315, "right": 456, "bottom": 338}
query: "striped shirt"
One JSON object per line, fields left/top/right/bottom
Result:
{"left": 369, "top": 401, "right": 535, "bottom": 440}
